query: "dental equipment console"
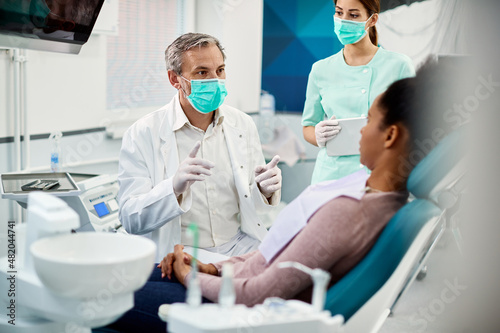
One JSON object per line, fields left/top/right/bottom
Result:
{"left": 63, "top": 173, "right": 123, "bottom": 233}
{"left": 1, "top": 172, "right": 124, "bottom": 233}
{"left": 0, "top": 192, "right": 156, "bottom": 333}
{"left": 160, "top": 261, "right": 344, "bottom": 333}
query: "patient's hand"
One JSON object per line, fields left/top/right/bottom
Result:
{"left": 158, "top": 244, "right": 191, "bottom": 280}
{"left": 180, "top": 252, "right": 218, "bottom": 276}
{"left": 158, "top": 244, "right": 218, "bottom": 283}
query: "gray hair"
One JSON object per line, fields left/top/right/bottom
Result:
{"left": 165, "top": 33, "right": 226, "bottom": 74}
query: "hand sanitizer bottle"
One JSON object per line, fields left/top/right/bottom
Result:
{"left": 49, "top": 131, "right": 63, "bottom": 172}
{"left": 186, "top": 223, "right": 202, "bottom": 307}
{"left": 259, "top": 90, "right": 276, "bottom": 144}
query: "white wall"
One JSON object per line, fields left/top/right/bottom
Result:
{"left": 29, "top": 36, "right": 108, "bottom": 133}
{"left": 0, "top": 50, "right": 12, "bottom": 139}
{"left": 0, "top": 35, "right": 108, "bottom": 137}
{"left": 195, "top": 0, "right": 263, "bottom": 112}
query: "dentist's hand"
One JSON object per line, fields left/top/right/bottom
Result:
{"left": 255, "top": 155, "right": 282, "bottom": 198}
{"left": 173, "top": 141, "right": 215, "bottom": 197}
{"left": 315, "top": 115, "right": 341, "bottom": 148}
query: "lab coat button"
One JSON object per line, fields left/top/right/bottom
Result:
{"left": 361, "top": 89, "right": 367, "bottom": 94}
{"left": 240, "top": 165, "right": 243, "bottom": 169}
{"left": 244, "top": 194, "right": 248, "bottom": 198}
{"left": 257, "top": 223, "right": 261, "bottom": 227}
{"left": 239, "top": 134, "right": 243, "bottom": 138}
{"left": 363, "top": 69, "right": 368, "bottom": 73}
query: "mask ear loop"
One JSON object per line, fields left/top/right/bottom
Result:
{"left": 179, "top": 75, "right": 191, "bottom": 98}
{"left": 365, "top": 14, "right": 375, "bottom": 31}
{"left": 350, "top": 14, "right": 375, "bottom": 45}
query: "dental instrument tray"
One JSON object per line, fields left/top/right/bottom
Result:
{"left": 21, "top": 179, "right": 60, "bottom": 191}
{"left": 1, "top": 172, "right": 81, "bottom": 204}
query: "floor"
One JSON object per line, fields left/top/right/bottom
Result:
{"left": 378, "top": 230, "right": 465, "bottom": 333}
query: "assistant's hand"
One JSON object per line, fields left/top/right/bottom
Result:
{"left": 315, "top": 115, "right": 341, "bottom": 148}
{"left": 255, "top": 155, "right": 282, "bottom": 198}
{"left": 173, "top": 141, "right": 215, "bottom": 197}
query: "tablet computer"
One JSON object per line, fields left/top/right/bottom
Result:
{"left": 326, "top": 117, "right": 367, "bottom": 157}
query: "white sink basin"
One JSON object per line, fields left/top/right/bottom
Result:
{"left": 30, "top": 232, "right": 156, "bottom": 298}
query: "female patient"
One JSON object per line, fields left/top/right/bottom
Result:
{"left": 105, "top": 61, "right": 451, "bottom": 333}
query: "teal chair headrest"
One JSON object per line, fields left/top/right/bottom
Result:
{"left": 324, "top": 199, "right": 440, "bottom": 321}
{"left": 407, "top": 129, "right": 464, "bottom": 199}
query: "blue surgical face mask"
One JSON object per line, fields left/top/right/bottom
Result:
{"left": 180, "top": 76, "right": 228, "bottom": 114}
{"left": 334, "top": 14, "right": 373, "bottom": 45}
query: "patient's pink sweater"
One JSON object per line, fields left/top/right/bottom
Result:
{"left": 186, "top": 191, "right": 408, "bottom": 306}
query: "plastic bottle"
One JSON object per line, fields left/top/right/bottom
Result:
{"left": 259, "top": 90, "right": 276, "bottom": 144}
{"left": 260, "top": 90, "right": 275, "bottom": 119}
{"left": 49, "top": 131, "right": 63, "bottom": 172}
{"left": 218, "top": 262, "right": 236, "bottom": 307}
{"left": 186, "top": 223, "right": 202, "bottom": 307}
{"left": 186, "top": 273, "right": 202, "bottom": 307}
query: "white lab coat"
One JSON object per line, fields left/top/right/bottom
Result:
{"left": 118, "top": 95, "right": 280, "bottom": 261}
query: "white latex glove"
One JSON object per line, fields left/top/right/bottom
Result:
{"left": 315, "top": 115, "right": 341, "bottom": 148}
{"left": 173, "top": 141, "right": 215, "bottom": 197}
{"left": 254, "top": 155, "right": 282, "bottom": 198}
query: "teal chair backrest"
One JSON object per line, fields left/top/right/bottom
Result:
{"left": 323, "top": 199, "right": 440, "bottom": 320}
{"left": 407, "top": 129, "right": 463, "bottom": 200}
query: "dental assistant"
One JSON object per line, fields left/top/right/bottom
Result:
{"left": 302, "top": 0, "right": 415, "bottom": 184}
{"left": 117, "top": 33, "right": 282, "bottom": 261}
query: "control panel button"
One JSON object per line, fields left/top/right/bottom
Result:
{"left": 108, "top": 199, "right": 119, "bottom": 212}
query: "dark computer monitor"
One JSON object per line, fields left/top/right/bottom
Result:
{"left": 0, "top": 0, "right": 105, "bottom": 54}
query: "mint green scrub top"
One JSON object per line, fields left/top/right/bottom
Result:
{"left": 302, "top": 47, "right": 415, "bottom": 184}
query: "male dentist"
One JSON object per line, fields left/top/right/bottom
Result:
{"left": 118, "top": 33, "right": 281, "bottom": 261}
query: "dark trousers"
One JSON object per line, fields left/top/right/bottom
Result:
{"left": 95, "top": 265, "right": 212, "bottom": 333}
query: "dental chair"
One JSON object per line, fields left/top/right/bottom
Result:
{"left": 324, "top": 128, "right": 465, "bottom": 333}
{"left": 390, "top": 128, "right": 466, "bottom": 308}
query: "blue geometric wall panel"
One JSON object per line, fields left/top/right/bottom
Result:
{"left": 262, "top": 0, "right": 343, "bottom": 112}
